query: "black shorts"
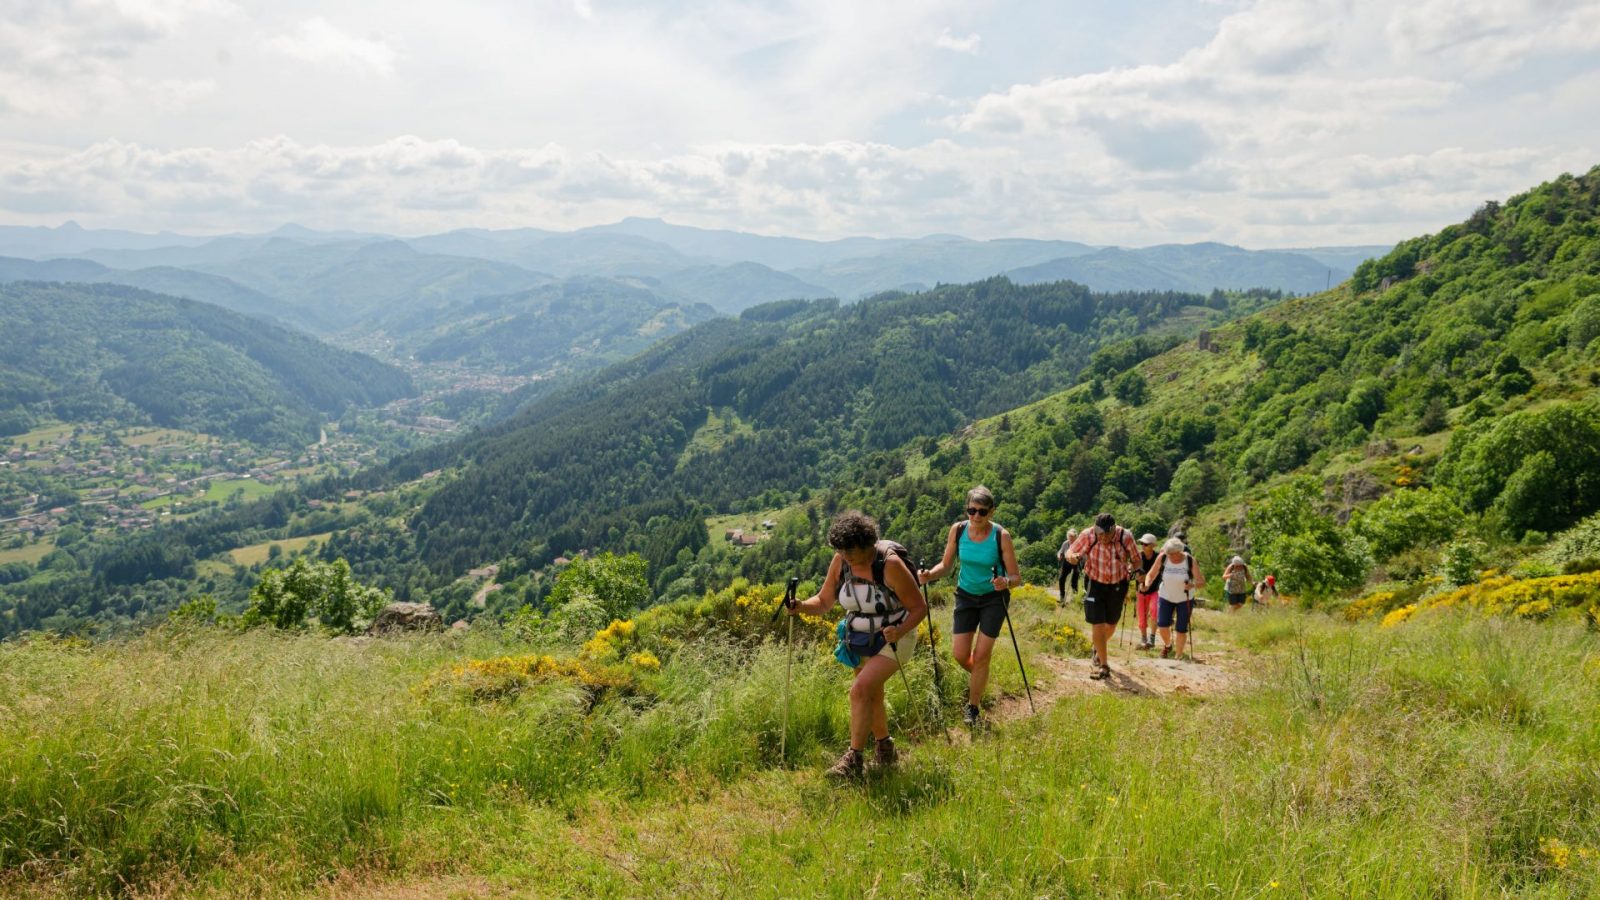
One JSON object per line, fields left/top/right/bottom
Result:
{"left": 1227, "top": 591, "right": 1247, "bottom": 606}
{"left": 952, "top": 588, "right": 1008, "bottom": 638}
{"left": 1083, "top": 579, "right": 1128, "bottom": 626}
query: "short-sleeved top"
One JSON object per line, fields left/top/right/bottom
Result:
{"left": 958, "top": 523, "right": 1003, "bottom": 596}
{"left": 1067, "top": 527, "right": 1140, "bottom": 585}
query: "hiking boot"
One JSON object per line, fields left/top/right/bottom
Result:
{"left": 873, "top": 736, "right": 897, "bottom": 769}
{"left": 963, "top": 704, "right": 981, "bottom": 728}
{"left": 1161, "top": 645, "right": 1173, "bottom": 659}
{"left": 825, "top": 747, "right": 864, "bottom": 779}
{"left": 1089, "top": 663, "right": 1108, "bottom": 680}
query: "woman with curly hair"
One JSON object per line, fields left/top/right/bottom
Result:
{"left": 786, "top": 510, "right": 927, "bottom": 778}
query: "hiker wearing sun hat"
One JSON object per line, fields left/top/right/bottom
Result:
{"left": 1254, "top": 574, "right": 1280, "bottom": 605}
{"left": 1134, "top": 534, "right": 1161, "bottom": 649}
{"left": 1143, "top": 537, "right": 1205, "bottom": 659}
{"left": 1222, "top": 555, "right": 1253, "bottom": 612}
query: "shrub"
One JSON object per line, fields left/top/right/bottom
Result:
{"left": 1249, "top": 477, "right": 1372, "bottom": 601}
{"left": 1349, "top": 488, "right": 1464, "bottom": 561}
{"left": 546, "top": 552, "right": 650, "bottom": 622}
{"left": 242, "top": 557, "right": 389, "bottom": 634}
{"left": 1442, "top": 541, "right": 1482, "bottom": 586}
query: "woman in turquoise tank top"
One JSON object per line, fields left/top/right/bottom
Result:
{"left": 918, "top": 485, "right": 1018, "bottom": 728}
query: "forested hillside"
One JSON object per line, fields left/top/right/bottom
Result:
{"left": 36, "top": 281, "right": 1275, "bottom": 633}
{"left": 189, "top": 239, "right": 550, "bottom": 332}
{"left": 395, "top": 278, "right": 719, "bottom": 374}
{"left": 0, "top": 282, "right": 413, "bottom": 445}
{"left": 0, "top": 256, "right": 299, "bottom": 327}
{"left": 379, "top": 281, "right": 1270, "bottom": 583}
{"left": 828, "top": 166, "right": 1600, "bottom": 598}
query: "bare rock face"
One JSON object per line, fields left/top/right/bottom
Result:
{"left": 369, "top": 602, "right": 442, "bottom": 635}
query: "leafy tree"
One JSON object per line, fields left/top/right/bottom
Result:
{"left": 242, "top": 557, "right": 388, "bottom": 634}
{"left": 1248, "top": 478, "right": 1371, "bottom": 601}
{"left": 1111, "top": 370, "right": 1149, "bottom": 406}
{"left": 1438, "top": 399, "right": 1600, "bottom": 535}
{"left": 1349, "top": 488, "right": 1464, "bottom": 561}
{"left": 546, "top": 552, "right": 650, "bottom": 622}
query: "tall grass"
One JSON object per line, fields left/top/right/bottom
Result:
{"left": 2, "top": 604, "right": 1598, "bottom": 896}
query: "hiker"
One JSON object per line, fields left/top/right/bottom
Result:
{"left": 919, "top": 486, "right": 1020, "bottom": 728}
{"left": 787, "top": 510, "right": 927, "bottom": 778}
{"left": 1064, "top": 512, "right": 1141, "bottom": 680}
{"left": 1135, "top": 533, "right": 1162, "bottom": 649}
{"left": 1254, "top": 574, "right": 1280, "bottom": 605}
{"left": 1222, "top": 556, "right": 1253, "bottom": 612}
{"left": 1143, "top": 537, "right": 1205, "bottom": 659}
{"left": 1056, "top": 528, "right": 1081, "bottom": 604}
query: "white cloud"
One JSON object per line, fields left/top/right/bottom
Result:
{"left": 934, "top": 27, "right": 981, "bottom": 54}
{"left": 265, "top": 17, "right": 397, "bottom": 77}
{"left": 0, "top": 0, "right": 1595, "bottom": 247}
{"left": 0, "top": 0, "right": 222, "bottom": 117}
{"left": 0, "top": 133, "right": 1576, "bottom": 249}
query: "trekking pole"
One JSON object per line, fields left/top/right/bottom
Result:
{"left": 1118, "top": 584, "right": 1129, "bottom": 651}
{"left": 1186, "top": 585, "right": 1198, "bottom": 662}
{"left": 919, "top": 559, "right": 952, "bottom": 744}
{"left": 775, "top": 577, "right": 799, "bottom": 764}
{"left": 1000, "top": 591, "right": 1036, "bottom": 714}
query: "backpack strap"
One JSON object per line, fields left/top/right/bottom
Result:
{"left": 871, "top": 542, "right": 888, "bottom": 587}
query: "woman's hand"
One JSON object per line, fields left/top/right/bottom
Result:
{"left": 991, "top": 575, "right": 1009, "bottom": 592}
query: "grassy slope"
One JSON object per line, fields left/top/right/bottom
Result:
{"left": 2, "top": 594, "right": 1597, "bottom": 897}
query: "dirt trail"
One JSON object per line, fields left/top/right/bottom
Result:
{"left": 939, "top": 602, "right": 1251, "bottom": 745}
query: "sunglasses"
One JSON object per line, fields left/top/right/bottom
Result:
{"left": 965, "top": 507, "right": 992, "bottom": 516}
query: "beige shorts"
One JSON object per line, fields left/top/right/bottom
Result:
{"left": 875, "top": 632, "right": 918, "bottom": 668}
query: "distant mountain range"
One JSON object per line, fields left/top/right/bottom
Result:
{"left": 0, "top": 219, "right": 1392, "bottom": 325}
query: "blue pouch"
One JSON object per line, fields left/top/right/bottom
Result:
{"left": 833, "top": 619, "right": 857, "bottom": 667}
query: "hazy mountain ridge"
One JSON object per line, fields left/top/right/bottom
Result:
{"left": 1005, "top": 242, "right": 1347, "bottom": 294}
{"left": 0, "top": 220, "right": 1391, "bottom": 316}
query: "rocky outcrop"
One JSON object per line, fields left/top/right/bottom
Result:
{"left": 368, "top": 602, "right": 442, "bottom": 635}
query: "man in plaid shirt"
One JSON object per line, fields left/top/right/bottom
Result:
{"left": 1065, "top": 512, "right": 1141, "bottom": 680}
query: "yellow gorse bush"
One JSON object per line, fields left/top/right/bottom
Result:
{"left": 1344, "top": 590, "right": 1398, "bottom": 621}
{"left": 421, "top": 652, "right": 637, "bottom": 701}
{"left": 582, "top": 618, "right": 638, "bottom": 662}
{"left": 1380, "top": 604, "right": 1419, "bottom": 628}
{"left": 1379, "top": 571, "right": 1600, "bottom": 628}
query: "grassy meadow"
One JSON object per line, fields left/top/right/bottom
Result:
{"left": 0, "top": 589, "right": 1597, "bottom": 897}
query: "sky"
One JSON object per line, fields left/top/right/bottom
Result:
{"left": 0, "top": 0, "right": 1597, "bottom": 246}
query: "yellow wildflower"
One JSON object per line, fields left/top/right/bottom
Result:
{"left": 1542, "top": 837, "right": 1572, "bottom": 871}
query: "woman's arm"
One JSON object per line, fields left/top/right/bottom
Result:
{"left": 792, "top": 553, "right": 842, "bottom": 615}
{"left": 919, "top": 524, "right": 960, "bottom": 584}
{"left": 881, "top": 556, "right": 927, "bottom": 644}
{"left": 992, "top": 528, "right": 1020, "bottom": 592}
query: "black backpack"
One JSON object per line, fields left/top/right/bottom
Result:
{"left": 868, "top": 539, "right": 916, "bottom": 588}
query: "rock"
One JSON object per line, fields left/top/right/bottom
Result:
{"left": 451, "top": 619, "right": 469, "bottom": 632}
{"left": 368, "top": 602, "right": 442, "bottom": 635}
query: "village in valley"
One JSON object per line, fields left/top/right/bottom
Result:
{"left": 0, "top": 421, "right": 378, "bottom": 568}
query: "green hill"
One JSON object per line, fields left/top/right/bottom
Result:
{"left": 1005, "top": 241, "right": 1359, "bottom": 294}
{"left": 190, "top": 239, "right": 551, "bottom": 333}
{"left": 399, "top": 278, "right": 720, "bottom": 375}
{"left": 0, "top": 282, "right": 413, "bottom": 446}
{"left": 837, "top": 165, "right": 1600, "bottom": 602}
{"left": 0, "top": 256, "right": 304, "bottom": 328}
